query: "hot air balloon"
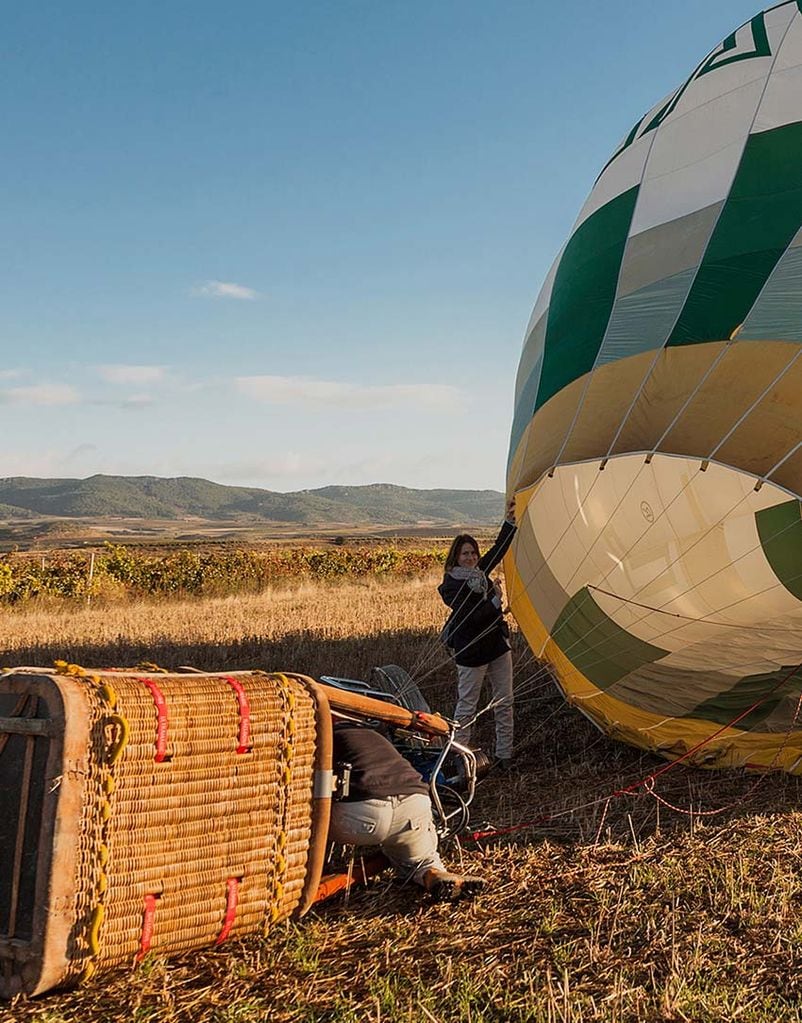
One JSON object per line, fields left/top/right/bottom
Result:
{"left": 507, "top": 1, "right": 802, "bottom": 771}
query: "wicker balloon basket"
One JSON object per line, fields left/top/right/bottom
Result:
{"left": 0, "top": 667, "right": 332, "bottom": 998}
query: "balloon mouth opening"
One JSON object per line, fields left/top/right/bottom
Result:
{"left": 515, "top": 451, "right": 802, "bottom": 729}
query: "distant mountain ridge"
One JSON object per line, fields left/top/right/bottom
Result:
{"left": 0, "top": 476, "right": 505, "bottom": 526}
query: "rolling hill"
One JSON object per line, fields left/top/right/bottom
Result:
{"left": 0, "top": 476, "right": 504, "bottom": 526}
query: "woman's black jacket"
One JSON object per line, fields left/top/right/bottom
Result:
{"left": 438, "top": 519, "right": 516, "bottom": 668}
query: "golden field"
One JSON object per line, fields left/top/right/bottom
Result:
{"left": 3, "top": 574, "right": 802, "bottom": 1022}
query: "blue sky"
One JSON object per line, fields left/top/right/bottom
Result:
{"left": 1, "top": 1, "right": 763, "bottom": 492}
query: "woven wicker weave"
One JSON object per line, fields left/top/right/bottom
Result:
{"left": 0, "top": 668, "right": 330, "bottom": 998}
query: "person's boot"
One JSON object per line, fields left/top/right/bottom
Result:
{"left": 421, "top": 868, "right": 485, "bottom": 903}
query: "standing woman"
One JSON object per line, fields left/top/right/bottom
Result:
{"left": 438, "top": 500, "right": 517, "bottom": 767}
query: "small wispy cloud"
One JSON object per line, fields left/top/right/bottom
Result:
{"left": 0, "top": 369, "right": 23, "bottom": 381}
{"left": 88, "top": 394, "right": 156, "bottom": 411}
{"left": 95, "top": 364, "right": 166, "bottom": 385}
{"left": 235, "top": 375, "right": 464, "bottom": 411}
{"left": 0, "top": 383, "right": 80, "bottom": 406}
{"left": 193, "top": 280, "right": 259, "bottom": 301}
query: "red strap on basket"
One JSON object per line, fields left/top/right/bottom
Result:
{"left": 215, "top": 877, "right": 240, "bottom": 946}
{"left": 223, "top": 676, "right": 252, "bottom": 754}
{"left": 140, "top": 679, "right": 169, "bottom": 762}
{"left": 137, "top": 893, "right": 158, "bottom": 960}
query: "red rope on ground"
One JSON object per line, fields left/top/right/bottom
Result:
{"left": 643, "top": 691, "right": 802, "bottom": 819}
{"left": 468, "top": 660, "right": 802, "bottom": 842}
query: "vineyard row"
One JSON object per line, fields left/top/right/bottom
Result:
{"left": 0, "top": 544, "right": 448, "bottom": 604}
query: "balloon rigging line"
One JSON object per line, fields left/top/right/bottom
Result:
{"left": 565, "top": 3, "right": 796, "bottom": 484}
{"left": 561, "top": 449, "right": 705, "bottom": 596}
{"left": 403, "top": 429, "right": 802, "bottom": 719}
{"left": 647, "top": 341, "right": 736, "bottom": 455}
{"left": 460, "top": 678, "right": 560, "bottom": 735}
{"left": 645, "top": 690, "right": 802, "bottom": 816}
{"left": 760, "top": 433, "right": 802, "bottom": 484}
{"left": 599, "top": 347, "right": 666, "bottom": 468}
{"left": 546, "top": 92, "right": 669, "bottom": 475}
{"left": 467, "top": 657, "right": 802, "bottom": 843}
{"left": 708, "top": 347, "right": 802, "bottom": 461}
{"left": 513, "top": 5, "right": 797, "bottom": 591}
{"left": 574, "top": 512, "right": 802, "bottom": 672}
{"left": 406, "top": 497, "right": 802, "bottom": 736}
{"left": 403, "top": 502, "right": 802, "bottom": 725}
{"left": 540, "top": 324, "right": 802, "bottom": 607}
{"left": 521, "top": 456, "right": 802, "bottom": 682}
{"left": 496, "top": 509, "right": 802, "bottom": 722}
{"left": 428, "top": 13, "right": 802, "bottom": 793}
{"left": 586, "top": 583, "right": 802, "bottom": 632}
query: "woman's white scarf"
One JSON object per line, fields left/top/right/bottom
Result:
{"left": 448, "top": 566, "right": 489, "bottom": 597}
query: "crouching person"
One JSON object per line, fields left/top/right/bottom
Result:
{"left": 329, "top": 719, "right": 483, "bottom": 902}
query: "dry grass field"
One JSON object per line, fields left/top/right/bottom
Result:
{"left": 4, "top": 575, "right": 802, "bottom": 1022}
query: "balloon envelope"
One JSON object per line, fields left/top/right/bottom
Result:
{"left": 507, "top": 2, "right": 802, "bottom": 770}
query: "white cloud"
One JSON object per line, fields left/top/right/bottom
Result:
{"left": 0, "top": 369, "right": 23, "bottom": 381}
{"left": 95, "top": 364, "right": 166, "bottom": 385}
{"left": 0, "top": 383, "right": 80, "bottom": 406}
{"left": 89, "top": 394, "right": 156, "bottom": 410}
{"left": 193, "top": 280, "right": 259, "bottom": 301}
{"left": 235, "top": 375, "right": 464, "bottom": 411}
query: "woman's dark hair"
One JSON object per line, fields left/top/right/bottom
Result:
{"left": 444, "top": 533, "right": 480, "bottom": 574}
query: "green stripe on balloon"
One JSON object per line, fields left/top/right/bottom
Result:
{"left": 668, "top": 121, "right": 802, "bottom": 347}
{"left": 535, "top": 186, "right": 638, "bottom": 412}
{"left": 551, "top": 586, "right": 668, "bottom": 691}
{"left": 756, "top": 499, "right": 802, "bottom": 601}
{"left": 691, "top": 665, "right": 802, "bottom": 729}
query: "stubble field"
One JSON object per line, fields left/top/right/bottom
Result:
{"left": 3, "top": 573, "right": 802, "bottom": 1023}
